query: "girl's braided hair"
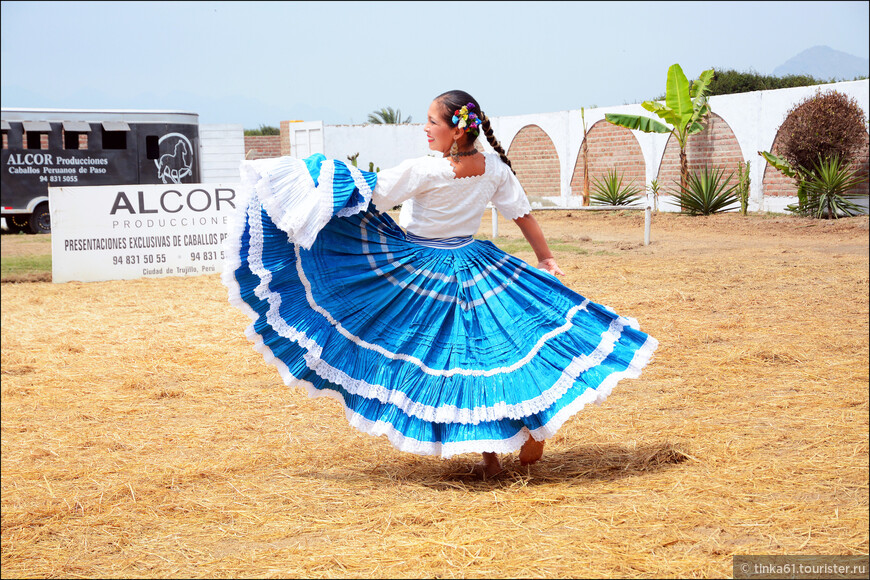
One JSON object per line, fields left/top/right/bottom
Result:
{"left": 436, "top": 90, "right": 515, "bottom": 175}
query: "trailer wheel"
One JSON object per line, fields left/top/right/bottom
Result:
{"left": 7, "top": 215, "right": 30, "bottom": 234}
{"left": 28, "top": 203, "right": 51, "bottom": 234}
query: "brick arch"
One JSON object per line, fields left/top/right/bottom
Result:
{"left": 570, "top": 120, "right": 645, "bottom": 200}
{"left": 506, "top": 125, "right": 561, "bottom": 201}
{"left": 656, "top": 112, "right": 744, "bottom": 195}
{"left": 763, "top": 123, "right": 869, "bottom": 198}
{"left": 847, "top": 132, "right": 868, "bottom": 199}
{"left": 761, "top": 122, "right": 799, "bottom": 198}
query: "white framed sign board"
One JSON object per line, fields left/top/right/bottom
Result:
{"left": 49, "top": 183, "right": 242, "bottom": 283}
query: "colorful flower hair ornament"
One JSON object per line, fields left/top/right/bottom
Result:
{"left": 451, "top": 102, "right": 482, "bottom": 136}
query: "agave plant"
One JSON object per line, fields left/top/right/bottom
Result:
{"left": 762, "top": 151, "right": 868, "bottom": 218}
{"left": 800, "top": 155, "right": 868, "bottom": 219}
{"left": 590, "top": 169, "right": 644, "bottom": 206}
{"left": 675, "top": 166, "right": 740, "bottom": 215}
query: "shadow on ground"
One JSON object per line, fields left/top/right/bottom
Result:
{"left": 294, "top": 441, "right": 694, "bottom": 491}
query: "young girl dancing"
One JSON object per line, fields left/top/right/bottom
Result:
{"left": 222, "top": 90, "right": 658, "bottom": 479}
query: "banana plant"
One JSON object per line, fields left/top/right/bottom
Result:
{"left": 580, "top": 107, "right": 590, "bottom": 206}
{"left": 758, "top": 150, "right": 796, "bottom": 179}
{"left": 758, "top": 150, "right": 808, "bottom": 213}
{"left": 605, "top": 64, "right": 715, "bottom": 197}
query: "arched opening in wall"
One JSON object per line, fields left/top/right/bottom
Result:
{"left": 852, "top": 132, "right": 870, "bottom": 201}
{"left": 656, "top": 112, "right": 744, "bottom": 196}
{"left": 761, "top": 122, "right": 799, "bottom": 199}
{"left": 571, "top": 120, "right": 645, "bottom": 203}
{"left": 763, "top": 122, "right": 869, "bottom": 202}
{"left": 505, "top": 124, "right": 561, "bottom": 206}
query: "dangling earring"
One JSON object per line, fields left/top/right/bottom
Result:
{"left": 450, "top": 140, "right": 459, "bottom": 163}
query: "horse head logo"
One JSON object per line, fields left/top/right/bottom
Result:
{"left": 155, "top": 133, "right": 194, "bottom": 184}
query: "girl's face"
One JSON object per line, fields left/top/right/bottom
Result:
{"left": 424, "top": 100, "right": 461, "bottom": 155}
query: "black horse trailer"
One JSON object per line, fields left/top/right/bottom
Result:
{"left": 1, "top": 108, "right": 200, "bottom": 233}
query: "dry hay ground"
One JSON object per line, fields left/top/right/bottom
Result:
{"left": 1, "top": 211, "right": 868, "bottom": 579}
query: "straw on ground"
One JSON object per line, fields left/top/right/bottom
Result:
{"left": 2, "top": 211, "right": 867, "bottom": 578}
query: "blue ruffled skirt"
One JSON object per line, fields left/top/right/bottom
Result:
{"left": 222, "top": 154, "right": 658, "bottom": 458}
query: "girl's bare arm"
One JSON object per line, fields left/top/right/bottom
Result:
{"left": 513, "top": 214, "right": 565, "bottom": 276}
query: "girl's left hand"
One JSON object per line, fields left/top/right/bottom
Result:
{"left": 538, "top": 257, "right": 565, "bottom": 276}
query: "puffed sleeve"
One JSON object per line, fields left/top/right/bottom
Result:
{"left": 490, "top": 163, "right": 532, "bottom": 219}
{"left": 371, "top": 157, "right": 437, "bottom": 212}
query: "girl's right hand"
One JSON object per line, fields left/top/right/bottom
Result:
{"left": 538, "top": 257, "right": 565, "bottom": 276}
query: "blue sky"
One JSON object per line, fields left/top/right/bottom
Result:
{"left": 2, "top": 1, "right": 868, "bottom": 129}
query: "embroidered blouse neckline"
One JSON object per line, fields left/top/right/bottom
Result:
{"left": 444, "top": 153, "right": 488, "bottom": 181}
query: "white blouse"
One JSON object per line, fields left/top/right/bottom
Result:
{"left": 371, "top": 153, "right": 532, "bottom": 238}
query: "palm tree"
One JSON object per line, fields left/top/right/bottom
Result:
{"left": 367, "top": 106, "right": 412, "bottom": 124}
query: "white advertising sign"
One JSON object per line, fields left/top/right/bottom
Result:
{"left": 49, "top": 183, "right": 241, "bottom": 283}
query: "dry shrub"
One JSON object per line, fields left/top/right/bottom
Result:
{"left": 778, "top": 89, "right": 868, "bottom": 171}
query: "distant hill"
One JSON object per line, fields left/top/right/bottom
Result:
{"left": 773, "top": 45, "right": 869, "bottom": 81}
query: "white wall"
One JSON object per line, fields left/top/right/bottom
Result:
{"left": 486, "top": 80, "right": 869, "bottom": 211}
{"left": 199, "top": 124, "right": 244, "bottom": 183}
{"left": 323, "top": 123, "right": 435, "bottom": 171}
{"left": 198, "top": 80, "right": 869, "bottom": 212}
